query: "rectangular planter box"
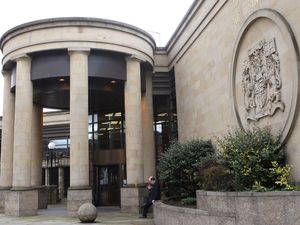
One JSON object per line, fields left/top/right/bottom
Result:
{"left": 197, "top": 190, "right": 300, "bottom": 225}
{"left": 154, "top": 201, "right": 235, "bottom": 225}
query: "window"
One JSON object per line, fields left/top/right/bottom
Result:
{"left": 52, "top": 138, "right": 70, "bottom": 150}
{"left": 89, "top": 111, "right": 125, "bottom": 150}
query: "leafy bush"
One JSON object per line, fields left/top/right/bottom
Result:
{"left": 198, "top": 158, "right": 235, "bottom": 191}
{"left": 157, "top": 139, "right": 214, "bottom": 197}
{"left": 217, "top": 128, "right": 291, "bottom": 191}
{"left": 181, "top": 197, "right": 196, "bottom": 206}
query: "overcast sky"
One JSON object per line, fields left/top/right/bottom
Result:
{"left": 0, "top": 0, "right": 194, "bottom": 115}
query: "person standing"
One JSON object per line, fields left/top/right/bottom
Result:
{"left": 140, "top": 176, "right": 161, "bottom": 218}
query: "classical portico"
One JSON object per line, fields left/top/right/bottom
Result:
{"left": 0, "top": 18, "right": 156, "bottom": 216}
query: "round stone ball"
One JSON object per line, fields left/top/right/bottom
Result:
{"left": 78, "top": 203, "right": 97, "bottom": 223}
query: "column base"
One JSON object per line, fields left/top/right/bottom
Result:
{"left": 0, "top": 187, "right": 11, "bottom": 213}
{"left": 67, "top": 187, "right": 92, "bottom": 217}
{"left": 36, "top": 186, "right": 48, "bottom": 209}
{"left": 5, "top": 188, "right": 38, "bottom": 216}
{"left": 46, "top": 185, "right": 58, "bottom": 204}
{"left": 121, "top": 186, "right": 148, "bottom": 213}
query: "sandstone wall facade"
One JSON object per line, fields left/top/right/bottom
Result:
{"left": 167, "top": 0, "right": 300, "bottom": 181}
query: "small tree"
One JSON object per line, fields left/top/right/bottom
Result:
{"left": 217, "top": 127, "right": 291, "bottom": 191}
{"left": 157, "top": 139, "right": 214, "bottom": 197}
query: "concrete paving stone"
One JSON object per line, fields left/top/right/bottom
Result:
{"left": 0, "top": 204, "right": 154, "bottom": 225}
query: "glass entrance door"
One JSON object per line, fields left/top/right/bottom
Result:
{"left": 95, "top": 165, "right": 120, "bottom": 206}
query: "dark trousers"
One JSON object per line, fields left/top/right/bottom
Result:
{"left": 142, "top": 197, "right": 152, "bottom": 218}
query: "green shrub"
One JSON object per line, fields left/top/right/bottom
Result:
{"left": 217, "top": 127, "right": 291, "bottom": 191}
{"left": 198, "top": 160, "right": 235, "bottom": 191}
{"left": 157, "top": 139, "right": 214, "bottom": 197}
{"left": 291, "top": 185, "right": 300, "bottom": 191}
{"left": 181, "top": 197, "right": 196, "bottom": 206}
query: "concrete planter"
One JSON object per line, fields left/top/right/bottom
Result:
{"left": 46, "top": 185, "right": 58, "bottom": 204}
{"left": 154, "top": 191, "right": 300, "bottom": 225}
{"left": 153, "top": 201, "right": 235, "bottom": 225}
{"left": 197, "top": 190, "right": 300, "bottom": 225}
{"left": 37, "top": 186, "right": 48, "bottom": 209}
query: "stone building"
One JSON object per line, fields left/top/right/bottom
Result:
{"left": 1, "top": 0, "right": 300, "bottom": 217}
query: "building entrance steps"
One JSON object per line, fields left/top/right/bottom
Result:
{"left": 0, "top": 203, "right": 154, "bottom": 225}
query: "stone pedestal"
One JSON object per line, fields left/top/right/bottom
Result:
{"left": 47, "top": 185, "right": 58, "bottom": 204}
{"left": 67, "top": 187, "right": 92, "bottom": 217}
{"left": 37, "top": 186, "right": 48, "bottom": 209}
{"left": 5, "top": 188, "right": 38, "bottom": 216}
{"left": 121, "top": 187, "right": 148, "bottom": 213}
{"left": 0, "top": 188, "right": 10, "bottom": 213}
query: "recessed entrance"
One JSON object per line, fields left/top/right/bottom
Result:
{"left": 95, "top": 165, "right": 121, "bottom": 206}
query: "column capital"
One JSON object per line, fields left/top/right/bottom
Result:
{"left": 125, "top": 55, "right": 144, "bottom": 63}
{"left": 151, "top": 68, "right": 158, "bottom": 74}
{"left": 1, "top": 70, "right": 11, "bottom": 76}
{"left": 145, "top": 70, "right": 155, "bottom": 76}
{"left": 68, "top": 47, "right": 90, "bottom": 56}
{"left": 11, "top": 54, "right": 31, "bottom": 63}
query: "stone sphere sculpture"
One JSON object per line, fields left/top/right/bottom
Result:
{"left": 78, "top": 203, "right": 97, "bottom": 223}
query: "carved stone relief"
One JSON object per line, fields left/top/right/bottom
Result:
{"left": 232, "top": 9, "right": 299, "bottom": 143}
{"left": 241, "top": 38, "right": 285, "bottom": 122}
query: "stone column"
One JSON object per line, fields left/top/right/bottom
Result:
{"left": 121, "top": 56, "right": 144, "bottom": 213}
{"left": 67, "top": 48, "right": 92, "bottom": 216}
{"left": 58, "top": 167, "right": 65, "bottom": 200}
{"left": 5, "top": 55, "right": 38, "bottom": 216}
{"left": 0, "top": 70, "right": 15, "bottom": 212}
{"left": 12, "top": 55, "right": 33, "bottom": 188}
{"left": 124, "top": 56, "right": 144, "bottom": 185}
{"left": 45, "top": 168, "right": 50, "bottom": 186}
{"left": 142, "top": 71, "right": 156, "bottom": 182}
{"left": 31, "top": 105, "right": 43, "bottom": 187}
{"left": 31, "top": 105, "right": 46, "bottom": 209}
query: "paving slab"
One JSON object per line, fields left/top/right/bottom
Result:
{"left": 0, "top": 204, "right": 154, "bottom": 225}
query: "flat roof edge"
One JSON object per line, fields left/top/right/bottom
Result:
{"left": 0, "top": 17, "right": 156, "bottom": 50}
{"left": 165, "top": 0, "right": 200, "bottom": 50}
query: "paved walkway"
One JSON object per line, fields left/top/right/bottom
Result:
{"left": 0, "top": 204, "right": 154, "bottom": 225}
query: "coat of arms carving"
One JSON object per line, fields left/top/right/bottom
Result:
{"left": 241, "top": 38, "right": 285, "bottom": 122}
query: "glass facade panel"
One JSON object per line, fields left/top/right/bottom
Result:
{"left": 48, "top": 138, "right": 70, "bottom": 152}
{"left": 153, "top": 95, "right": 178, "bottom": 155}
{"left": 89, "top": 111, "right": 125, "bottom": 150}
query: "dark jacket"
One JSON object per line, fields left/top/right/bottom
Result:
{"left": 149, "top": 180, "right": 161, "bottom": 202}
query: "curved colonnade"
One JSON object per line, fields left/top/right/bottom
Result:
{"left": 0, "top": 18, "right": 156, "bottom": 216}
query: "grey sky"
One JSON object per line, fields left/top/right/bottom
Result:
{"left": 0, "top": 0, "right": 194, "bottom": 115}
